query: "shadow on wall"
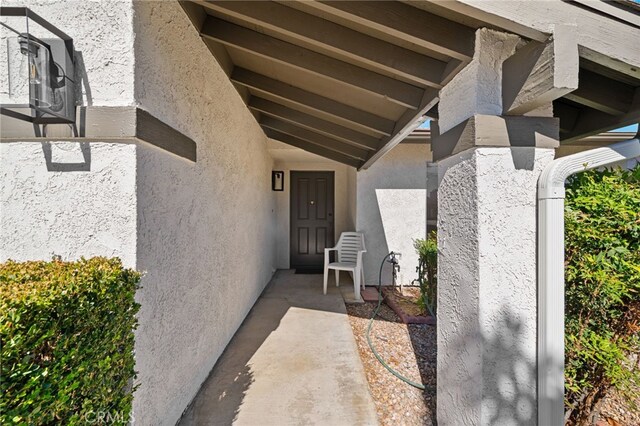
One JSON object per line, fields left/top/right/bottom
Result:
{"left": 74, "top": 50, "right": 92, "bottom": 107}
{"left": 371, "top": 188, "right": 427, "bottom": 284}
{"left": 439, "top": 306, "right": 563, "bottom": 425}
{"left": 41, "top": 141, "right": 91, "bottom": 172}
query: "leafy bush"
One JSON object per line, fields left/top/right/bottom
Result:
{"left": 0, "top": 257, "right": 141, "bottom": 425}
{"left": 414, "top": 231, "right": 438, "bottom": 317}
{"left": 564, "top": 165, "right": 640, "bottom": 425}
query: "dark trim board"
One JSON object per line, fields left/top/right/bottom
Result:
{"left": 1, "top": 107, "right": 197, "bottom": 162}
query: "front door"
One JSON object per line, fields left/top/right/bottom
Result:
{"left": 290, "top": 171, "right": 335, "bottom": 270}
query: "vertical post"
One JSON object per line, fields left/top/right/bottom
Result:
{"left": 431, "top": 26, "right": 576, "bottom": 425}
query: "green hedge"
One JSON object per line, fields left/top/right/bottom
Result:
{"left": 564, "top": 165, "right": 640, "bottom": 425}
{"left": 0, "top": 257, "right": 141, "bottom": 425}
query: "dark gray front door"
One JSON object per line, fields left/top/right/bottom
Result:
{"left": 290, "top": 171, "right": 335, "bottom": 270}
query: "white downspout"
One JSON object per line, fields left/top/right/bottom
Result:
{"left": 537, "top": 138, "right": 640, "bottom": 426}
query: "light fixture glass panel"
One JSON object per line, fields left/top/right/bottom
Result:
{"left": 1, "top": 8, "right": 75, "bottom": 124}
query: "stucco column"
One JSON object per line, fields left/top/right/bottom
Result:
{"left": 433, "top": 28, "right": 560, "bottom": 426}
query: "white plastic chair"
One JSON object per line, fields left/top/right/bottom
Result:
{"left": 323, "top": 232, "right": 366, "bottom": 301}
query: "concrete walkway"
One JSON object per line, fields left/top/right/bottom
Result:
{"left": 179, "top": 270, "right": 378, "bottom": 426}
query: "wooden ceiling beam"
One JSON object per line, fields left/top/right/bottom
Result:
{"left": 283, "top": 0, "right": 475, "bottom": 62}
{"left": 201, "top": 16, "right": 423, "bottom": 109}
{"left": 263, "top": 128, "right": 362, "bottom": 168}
{"left": 361, "top": 88, "right": 439, "bottom": 169}
{"left": 200, "top": 0, "right": 447, "bottom": 89}
{"left": 564, "top": 69, "right": 635, "bottom": 116}
{"left": 231, "top": 68, "right": 394, "bottom": 137}
{"left": 556, "top": 89, "right": 640, "bottom": 143}
{"left": 249, "top": 97, "right": 381, "bottom": 151}
{"left": 502, "top": 25, "right": 579, "bottom": 115}
{"left": 260, "top": 116, "right": 369, "bottom": 160}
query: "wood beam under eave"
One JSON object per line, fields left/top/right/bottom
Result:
{"left": 260, "top": 116, "right": 369, "bottom": 160}
{"left": 284, "top": 1, "right": 475, "bottom": 62}
{"left": 564, "top": 69, "right": 635, "bottom": 116}
{"left": 179, "top": 2, "right": 237, "bottom": 80}
{"left": 502, "top": 25, "right": 579, "bottom": 115}
{"left": 263, "top": 128, "right": 362, "bottom": 168}
{"left": 361, "top": 88, "right": 439, "bottom": 170}
{"left": 200, "top": 16, "right": 423, "bottom": 109}
{"left": 249, "top": 97, "right": 382, "bottom": 151}
{"left": 557, "top": 89, "right": 640, "bottom": 143}
{"left": 231, "top": 68, "right": 394, "bottom": 137}
{"left": 554, "top": 101, "right": 581, "bottom": 134}
{"left": 200, "top": 0, "right": 447, "bottom": 89}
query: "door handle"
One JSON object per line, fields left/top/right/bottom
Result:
{"left": 310, "top": 200, "right": 315, "bottom": 205}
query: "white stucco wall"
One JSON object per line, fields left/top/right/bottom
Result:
{"left": 0, "top": 0, "right": 135, "bottom": 106}
{"left": 0, "top": 142, "right": 137, "bottom": 266}
{"left": 437, "top": 147, "right": 555, "bottom": 425}
{"left": 131, "top": 2, "right": 276, "bottom": 424}
{"left": 273, "top": 159, "right": 352, "bottom": 269}
{"left": 2, "top": 1, "right": 277, "bottom": 424}
{"left": 356, "top": 143, "right": 429, "bottom": 286}
{"left": 0, "top": 0, "right": 137, "bottom": 261}
{"left": 346, "top": 166, "right": 357, "bottom": 231}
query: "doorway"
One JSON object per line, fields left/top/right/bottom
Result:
{"left": 290, "top": 171, "right": 335, "bottom": 271}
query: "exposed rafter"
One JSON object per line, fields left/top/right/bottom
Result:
{"left": 283, "top": 0, "right": 475, "bottom": 62}
{"left": 249, "top": 97, "right": 382, "bottom": 151}
{"left": 260, "top": 116, "right": 369, "bottom": 160}
{"left": 263, "top": 128, "right": 362, "bottom": 168}
{"left": 502, "top": 25, "right": 579, "bottom": 115}
{"left": 200, "top": 0, "right": 447, "bottom": 88}
{"left": 231, "top": 68, "right": 395, "bottom": 137}
{"left": 181, "top": 1, "right": 639, "bottom": 169}
{"left": 200, "top": 16, "right": 424, "bottom": 109}
{"left": 555, "top": 89, "right": 640, "bottom": 143}
{"left": 361, "top": 88, "right": 439, "bottom": 169}
{"left": 564, "top": 69, "right": 635, "bottom": 116}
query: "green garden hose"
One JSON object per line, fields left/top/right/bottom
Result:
{"left": 365, "top": 252, "right": 427, "bottom": 391}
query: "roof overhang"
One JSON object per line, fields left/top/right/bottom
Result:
{"left": 180, "top": 1, "right": 640, "bottom": 169}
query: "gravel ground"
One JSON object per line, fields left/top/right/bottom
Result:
{"left": 346, "top": 301, "right": 638, "bottom": 426}
{"left": 599, "top": 386, "right": 640, "bottom": 426}
{"left": 346, "top": 301, "right": 436, "bottom": 426}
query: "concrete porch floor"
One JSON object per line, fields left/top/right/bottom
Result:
{"left": 178, "top": 270, "right": 378, "bottom": 426}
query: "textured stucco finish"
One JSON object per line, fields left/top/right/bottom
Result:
{"left": 356, "top": 144, "right": 429, "bottom": 285}
{"left": 1, "top": 0, "right": 135, "bottom": 106}
{"left": 437, "top": 147, "right": 555, "bottom": 425}
{"left": 2, "top": 2, "right": 277, "bottom": 424}
{"left": 0, "top": 142, "right": 137, "bottom": 266}
{"left": 132, "top": 2, "right": 276, "bottom": 425}
{"left": 438, "top": 28, "right": 520, "bottom": 134}
{"left": 1, "top": 0, "right": 137, "bottom": 265}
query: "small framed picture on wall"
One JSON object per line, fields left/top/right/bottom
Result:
{"left": 272, "top": 171, "right": 284, "bottom": 191}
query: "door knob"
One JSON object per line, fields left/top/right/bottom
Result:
{"left": 310, "top": 200, "right": 315, "bottom": 205}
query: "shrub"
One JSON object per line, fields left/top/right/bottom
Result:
{"left": 414, "top": 231, "right": 438, "bottom": 317}
{"left": 0, "top": 257, "right": 141, "bottom": 425}
{"left": 564, "top": 165, "right": 640, "bottom": 425}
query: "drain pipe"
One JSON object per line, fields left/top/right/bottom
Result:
{"left": 537, "top": 138, "right": 640, "bottom": 426}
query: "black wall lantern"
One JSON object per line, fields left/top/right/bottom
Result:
{"left": 272, "top": 171, "right": 284, "bottom": 191}
{"left": 1, "top": 7, "right": 75, "bottom": 134}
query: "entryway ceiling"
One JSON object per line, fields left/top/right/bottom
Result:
{"left": 181, "top": 1, "right": 640, "bottom": 169}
